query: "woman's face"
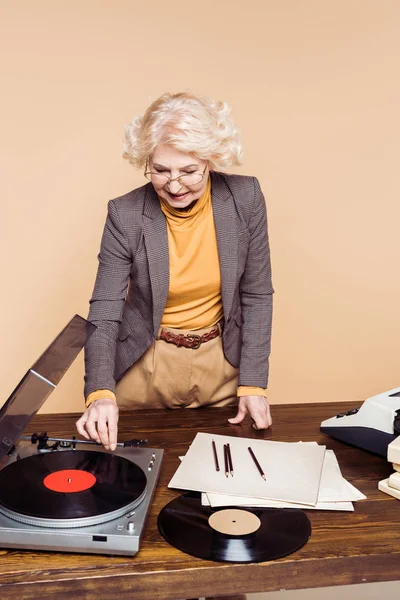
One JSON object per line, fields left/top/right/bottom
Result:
{"left": 148, "top": 144, "right": 209, "bottom": 209}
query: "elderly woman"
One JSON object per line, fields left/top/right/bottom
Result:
{"left": 76, "top": 92, "right": 273, "bottom": 450}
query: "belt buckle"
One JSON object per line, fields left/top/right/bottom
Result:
{"left": 186, "top": 334, "right": 201, "bottom": 349}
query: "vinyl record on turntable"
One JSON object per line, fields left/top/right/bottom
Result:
{"left": 0, "top": 450, "right": 147, "bottom": 527}
{"left": 157, "top": 493, "right": 311, "bottom": 563}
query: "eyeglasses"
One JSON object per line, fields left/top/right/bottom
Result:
{"left": 144, "top": 164, "right": 207, "bottom": 187}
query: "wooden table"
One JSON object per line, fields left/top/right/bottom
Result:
{"left": 0, "top": 402, "right": 399, "bottom": 599}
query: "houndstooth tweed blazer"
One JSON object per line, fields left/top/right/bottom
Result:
{"left": 84, "top": 171, "right": 273, "bottom": 397}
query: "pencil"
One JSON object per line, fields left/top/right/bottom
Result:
{"left": 248, "top": 446, "right": 266, "bottom": 480}
{"left": 212, "top": 439, "right": 220, "bottom": 472}
{"left": 226, "top": 443, "right": 234, "bottom": 476}
{"left": 223, "top": 444, "right": 229, "bottom": 477}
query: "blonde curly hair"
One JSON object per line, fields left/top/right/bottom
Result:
{"left": 123, "top": 92, "right": 242, "bottom": 170}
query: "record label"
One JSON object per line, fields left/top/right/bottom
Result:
{"left": 158, "top": 492, "right": 311, "bottom": 563}
{"left": 43, "top": 469, "right": 96, "bottom": 493}
{"left": 208, "top": 509, "right": 261, "bottom": 535}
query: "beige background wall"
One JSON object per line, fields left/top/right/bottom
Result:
{"left": 1, "top": 0, "right": 400, "bottom": 414}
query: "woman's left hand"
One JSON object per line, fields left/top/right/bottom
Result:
{"left": 228, "top": 395, "right": 272, "bottom": 430}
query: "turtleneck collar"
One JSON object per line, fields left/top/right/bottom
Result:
{"left": 159, "top": 177, "right": 211, "bottom": 223}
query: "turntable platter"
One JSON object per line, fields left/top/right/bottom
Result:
{"left": 0, "top": 450, "right": 147, "bottom": 528}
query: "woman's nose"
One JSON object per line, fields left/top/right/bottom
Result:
{"left": 167, "top": 179, "right": 182, "bottom": 193}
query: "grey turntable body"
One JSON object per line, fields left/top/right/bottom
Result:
{"left": 0, "top": 442, "right": 163, "bottom": 556}
{"left": 0, "top": 315, "right": 163, "bottom": 556}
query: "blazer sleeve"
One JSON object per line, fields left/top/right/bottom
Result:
{"left": 84, "top": 200, "right": 132, "bottom": 397}
{"left": 238, "top": 177, "right": 273, "bottom": 388}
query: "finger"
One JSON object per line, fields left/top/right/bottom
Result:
{"left": 85, "top": 414, "right": 101, "bottom": 444}
{"left": 228, "top": 404, "right": 247, "bottom": 424}
{"left": 107, "top": 412, "right": 119, "bottom": 451}
{"left": 251, "top": 418, "right": 263, "bottom": 430}
{"left": 252, "top": 420, "right": 271, "bottom": 430}
{"left": 251, "top": 411, "right": 270, "bottom": 430}
{"left": 75, "top": 415, "right": 90, "bottom": 439}
{"left": 97, "top": 420, "right": 111, "bottom": 450}
{"left": 251, "top": 407, "right": 272, "bottom": 430}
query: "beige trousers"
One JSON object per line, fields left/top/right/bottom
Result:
{"left": 116, "top": 323, "right": 239, "bottom": 410}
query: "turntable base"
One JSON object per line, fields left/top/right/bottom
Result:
{"left": 0, "top": 443, "right": 163, "bottom": 556}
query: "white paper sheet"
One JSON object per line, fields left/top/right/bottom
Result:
{"left": 316, "top": 450, "right": 366, "bottom": 501}
{"left": 202, "top": 450, "right": 366, "bottom": 511}
{"left": 168, "top": 432, "right": 326, "bottom": 506}
{"left": 201, "top": 493, "right": 355, "bottom": 512}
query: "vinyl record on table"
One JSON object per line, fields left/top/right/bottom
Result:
{"left": 157, "top": 492, "right": 311, "bottom": 563}
{"left": 0, "top": 450, "right": 147, "bottom": 527}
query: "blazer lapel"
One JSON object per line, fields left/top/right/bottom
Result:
{"left": 211, "top": 172, "right": 238, "bottom": 320}
{"left": 143, "top": 184, "right": 170, "bottom": 335}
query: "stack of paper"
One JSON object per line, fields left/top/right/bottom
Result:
{"left": 378, "top": 436, "right": 400, "bottom": 500}
{"left": 168, "top": 432, "right": 366, "bottom": 511}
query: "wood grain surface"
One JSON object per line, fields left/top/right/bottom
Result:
{"left": 0, "top": 402, "right": 399, "bottom": 599}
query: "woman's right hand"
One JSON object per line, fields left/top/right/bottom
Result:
{"left": 76, "top": 398, "right": 119, "bottom": 451}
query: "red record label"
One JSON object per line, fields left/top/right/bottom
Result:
{"left": 43, "top": 469, "right": 96, "bottom": 493}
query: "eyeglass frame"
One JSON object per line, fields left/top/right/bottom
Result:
{"left": 144, "top": 163, "right": 208, "bottom": 186}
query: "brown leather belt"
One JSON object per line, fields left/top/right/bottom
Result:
{"left": 159, "top": 325, "right": 220, "bottom": 349}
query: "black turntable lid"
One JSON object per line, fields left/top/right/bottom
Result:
{"left": 0, "top": 315, "right": 95, "bottom": 461}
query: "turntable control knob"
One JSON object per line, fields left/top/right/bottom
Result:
{"left": 127, "top": 521, "right": 135, "bottom": 533}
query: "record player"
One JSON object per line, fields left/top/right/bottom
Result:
{"left": 0, "top": 315, "right": 163, "bottom": 556}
